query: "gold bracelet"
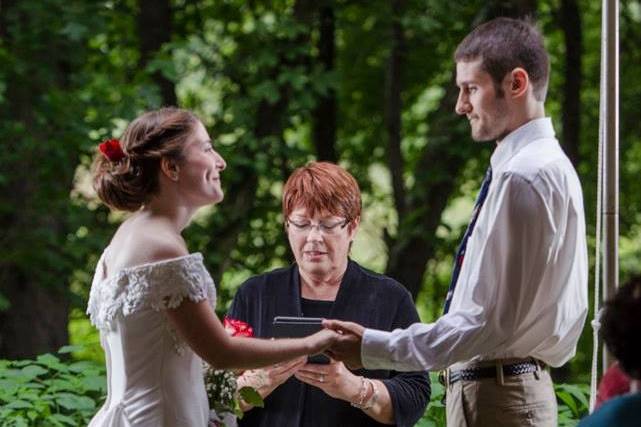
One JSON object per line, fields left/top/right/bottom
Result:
{"left": 361, "top": 379, "right": 378, "bottom": 411}
{"left": 350, "top": 376, "right": 368, "bottom": 409}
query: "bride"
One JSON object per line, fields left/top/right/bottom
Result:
{"left": 86, "top": 107, "right": 337, "bottom": 426}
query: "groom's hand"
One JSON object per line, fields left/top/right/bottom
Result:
{"left": 322, "top": 319, "right": 364, "bottom": 369}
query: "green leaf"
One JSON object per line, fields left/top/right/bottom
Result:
{"left": 561, "top": 384, "right": 589, "bottom": 410}
{"left": 55, "top": 393, "right": 96, "bottom": 411}
{"left": 0, "top": 379, "right": 20, "bottom": 396}
{"left": 10, "top": 415, "right": 29, "bottom": 427}
{"left": 36, "top": 354, "right": 60, "bottom": 367}
{"left": 58, "top": 345, "right": 85, "bottom": 354}
{"left": 68, "top": 361, "right": 99, "bottom": 373}
{"left": 26, "top": 409, "right": 39, "bottom": 421}
{"left": 556, "top": 390, "right": 578, "bottom": 416}
{"left": 5, "top": 400, "right": 32, "bottom": 409}
{"left": 48, "top": 419, "right": 66, "bottom": 427}
{"left": 17, "top": 390, "right": 40, "bottom": 401}
{"left": 36, "top": 354, "right": 68, "bottom": 373}
{"left": 50, "top": 413, "right": 78, "bottom": 426}
{"left": 239, "top": 386, "right": 264, "bottom": 408}
{"left": 81, "top": 375, "right": 106, "bottom": 392}
{"left": 23, "top": 381, "right": 46, "bottom": 390}
{"left": 20, "top": 365, "right": 48, "bottom": 379}
{"left": 47, "top": 378, "right": 77, "bottom": 392}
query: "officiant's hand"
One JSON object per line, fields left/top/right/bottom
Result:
{"left": 237, "top": 356, "right": 307, "bottom": 410}
{"left": 294, "top": 358, "right": 362, "bottom": 402}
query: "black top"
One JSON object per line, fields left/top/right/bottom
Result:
{"left": 229, "top": 260, "right": 430, "bottom": 427}
{"left": 300, "top": 297, "right": 332, "bottom": 318}
{"left": 299, "top": 298, "right": 332, "bottom": 426}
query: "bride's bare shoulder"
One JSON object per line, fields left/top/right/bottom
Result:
{"left": 107, "top": 219, "right": 188, "bottom": 270}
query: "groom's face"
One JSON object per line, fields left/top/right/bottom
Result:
{"left": 455, "top": 59, "right": 511, "bottom": 142}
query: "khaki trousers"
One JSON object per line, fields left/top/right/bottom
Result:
{"left": 445, "top": 361, "right": 557, "bottom": 427}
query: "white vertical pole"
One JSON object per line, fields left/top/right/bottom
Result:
{"left": 602, "top": 0, "right": 619, "bottom": 370}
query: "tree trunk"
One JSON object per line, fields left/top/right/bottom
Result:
{"left": 385, "top": 0, "right": 406, "bottom": 220}
{"left": 0, "top": 0, "right": 14, "bottom": 39}
{"left": 312, "top": 5, "right": 337, "bottom": 162}
{"left": 385, "top": 81, "right": 472, "bottom": 299}
{"left": 0, "top": 275, "right": 69, "bottom": 358}
{"left": 0, "top": 0, "right": 77, "bottom": 358}
{"left": 137, "top": 0, "right": 177, "bottom": 106}
{"left": 559, "top": 0, "right": 582, "bottom": 166}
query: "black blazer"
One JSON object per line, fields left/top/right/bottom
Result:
{"left": 228, "top": 260, "right": 430, "bottom": 427}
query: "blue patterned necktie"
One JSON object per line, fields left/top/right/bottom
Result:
{"left": 443, "top": 166, "right": 493, "bottom": 314}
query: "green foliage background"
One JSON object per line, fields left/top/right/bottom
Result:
{"left": 0, "top": 351, "right": 591, "bottom": 426}
{"left": 1, "top": 0, "right": 640, "bottom": 425}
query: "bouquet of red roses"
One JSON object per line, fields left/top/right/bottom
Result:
{"left": 205, "top": 317, "right": 263, "bottom": 427}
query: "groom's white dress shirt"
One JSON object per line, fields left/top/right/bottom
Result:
{"left": 362, "top": 118, "right": 588, "bottom": 371}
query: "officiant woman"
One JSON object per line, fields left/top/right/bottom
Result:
{"left": 229, "top": 161, "right": 430, "bottom": 427}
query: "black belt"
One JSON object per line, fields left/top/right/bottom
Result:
{"left": 442, "top": 359, "right": 541, "bottom": 385}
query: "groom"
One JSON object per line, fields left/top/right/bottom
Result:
{"left": 325, "top": 17, "right": 588, "bottom": 427}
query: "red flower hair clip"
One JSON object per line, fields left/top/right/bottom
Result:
{"left": 99, "top": 139, "right": 126, "bottom": 162}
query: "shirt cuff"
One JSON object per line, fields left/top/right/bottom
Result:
{"left": 362, "top": 328, "right": 395, "bottom": 370}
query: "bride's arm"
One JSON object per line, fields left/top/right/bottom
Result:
{"left": 166, "top": 300, "right": 336, "bottom": 370}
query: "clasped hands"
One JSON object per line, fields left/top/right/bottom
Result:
{"left": 237, "top": 319, "right": 366, "bottom": 406}
{"left": 321, "top": 319, "right": 365, "bottom": 370}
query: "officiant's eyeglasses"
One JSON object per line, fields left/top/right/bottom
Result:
{"left": 286, "top": 218, "right": 349, "bottom": 235}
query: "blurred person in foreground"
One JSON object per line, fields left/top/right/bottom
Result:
{"left": 578, "top": 277, "right": 641, "bottom": 426}
{"left": 87, "top": 108, "right": 336, "bottom": 426}
{"left": 324, "top": 17, "right": 588, "bottom": 427}
{"left": 595, "top": 361, "right": 631, "bottom": 409}
{"left": 228, "top": 161, "right": 430, "bottom": 427}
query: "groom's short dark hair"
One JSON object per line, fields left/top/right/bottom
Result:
{"left": 454, "top": 17, "right": 550, "bottom": 102}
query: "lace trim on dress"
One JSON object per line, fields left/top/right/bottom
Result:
{"left": 86, "top": 253, "right": 217, "bottom": 354}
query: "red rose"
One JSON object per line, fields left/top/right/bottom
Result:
{"left": 223, "top": 317, "right": 254, "bottom": 337}
{"left": 99, "top": 138, "right": 126, "bottom": 162}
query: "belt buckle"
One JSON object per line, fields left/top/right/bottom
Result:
{"left": 533, "top": 358, "right": 541, "bottom": 379}
{"left": 495, "top": 360, "right": 505, "bottom": 385}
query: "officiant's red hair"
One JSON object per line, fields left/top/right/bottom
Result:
{"left": 282, "top": 161, "right": 362, "bottom": 226}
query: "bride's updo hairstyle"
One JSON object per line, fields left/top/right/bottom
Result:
{"left": 92, "top": 107, "right": 199, "bottom": 211}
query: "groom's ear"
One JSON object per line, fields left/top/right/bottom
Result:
{"left": 507, "top": 67, "right": 529, "bottom": 99}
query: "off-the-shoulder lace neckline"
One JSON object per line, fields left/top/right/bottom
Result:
{"left": 87, "top": 249, "right": 215, "bottom": 342}
{"left": 99, "top": 249, "right": 204, "bottom": 283}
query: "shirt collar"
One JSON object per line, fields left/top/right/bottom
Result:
{"left": 490, "top": 117, "right": 555, "bottom": 172}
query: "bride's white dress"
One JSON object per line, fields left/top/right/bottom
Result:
{"left": 86, "top": 251, "right": 215, "bottom": 427}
